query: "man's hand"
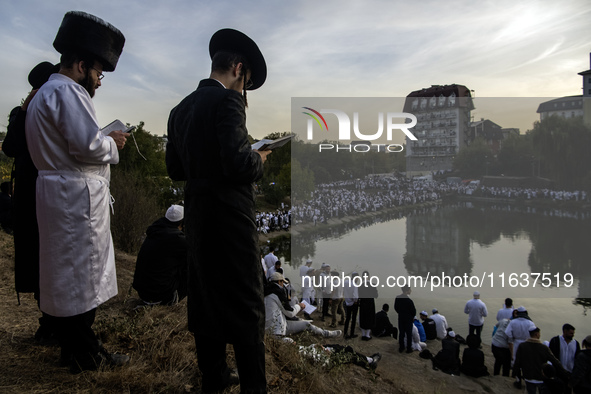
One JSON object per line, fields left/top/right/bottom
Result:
{"left": 108, "top": 130, "right": 130, "bottom": 150}
{"left": 299, "top": 302, "right": 306, "bottom": 309}
{"left": 255, "top": 149, "right": 272, "bottom": 163}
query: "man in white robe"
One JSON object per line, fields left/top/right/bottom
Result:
{"left": 25, "top": 11, "right": 129, "bottom": 373}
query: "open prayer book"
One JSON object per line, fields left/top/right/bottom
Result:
{"left": 101, "top": 119, "right": 146, "bottom": 161}
{"left": 100, "top": 119, "right": 135, "bottom": 135}
{"left": 251, "top": 134, "right": 293, "bottom": 151}
{"left": 300, "top": 300, "right": 317, "bottom": 315}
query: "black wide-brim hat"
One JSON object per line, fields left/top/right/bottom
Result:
{"left": 53, "top": 11, "right": 125, "bottom": 72}
{"left": 209, "top": 28, "right": 266, "bottom": 90}
{"left": 28, "top": 61, "right": 60, "bottom": 89}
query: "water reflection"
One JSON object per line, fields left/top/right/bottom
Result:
{"left": 290, "top": 202, "right": 591, "bottom": 298}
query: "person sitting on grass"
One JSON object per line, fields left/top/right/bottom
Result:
{"left": 264, "top": 272, "right": 341, "bottom": 339}
{"left": 461, "top": 334, "right": 489, "bottom": 377}
{"left": 298, "top": 343, "right": 382, "bottom": 370}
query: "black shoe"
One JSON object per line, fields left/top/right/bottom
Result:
{"left": 349, "top": 334, "right": 358, "bottom": 339}
{"left": 406, "top": 349, "right": 413, "bottom": 354}
{"left": 369, "top": 353, "right": 381, "bottom": 369}
{"left": 399, "top": 348, "right": 405, "bottom": 353}
{"left": 361, "top": 336, "right": 372, "bottom": 341}
{"left": 34, "top": 325, "right": 58, "bottom": 346}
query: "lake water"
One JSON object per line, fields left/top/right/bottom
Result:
{"left": 281, "top": 202, "right": 591, "bottom": 344}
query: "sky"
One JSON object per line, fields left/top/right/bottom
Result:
{"left": 1, "top": 0, "right": 590, "bottom": 139}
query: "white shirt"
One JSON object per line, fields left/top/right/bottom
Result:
{"left": 558, "top": 335, "right": 578, "bottom": 372}
{"left": 264, "top": 252, "right": 278, "bottom": 270}
{"left": 430, "top": 313, "right": 448, "bottom": 339}
{"left": 464, "top": 298, "right": 488, "bottom": 326}
{"left": 505, "top": 317, "right": 536, "bottom": 360}
{"left": 496, "top": 306, "right": 514, "bottom": 321}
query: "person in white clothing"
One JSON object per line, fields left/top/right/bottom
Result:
{"left": 264, "top": 272, "right": 341, "bottom": 338}
{"left": 464, "top": 291, "right": 488, "bottom": 339}
{"left": 496, "top": 297, "right": 514, "bottom": 321}
{"left": 299, "top": 259, "right": 313, "bottom": 279}
{"left": 430, "top": 308, "right": 449, "bottom": 340}
{"left": 264, "top": 248, "right": 279, "bottom": 270}
{"left": 25, "top": 11, "right": 129, "bottom": 373}
{"left": 504, "top": 306, "right": 536, "bottom": 386}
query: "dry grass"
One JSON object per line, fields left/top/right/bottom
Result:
{"left": 0, "top": 231, "right": 400, "bottom": 393}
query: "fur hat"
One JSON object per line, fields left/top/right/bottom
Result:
{"left": 53, "top": 11, "right": 125, "bottom": 72}
{"left": 209, "top": 28, "right": 266, "bottom": 90}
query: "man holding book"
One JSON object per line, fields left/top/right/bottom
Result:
{"left": 166, "top": 28, "right": 270, "bottom": 393}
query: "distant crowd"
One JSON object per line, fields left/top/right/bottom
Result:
{"left": 292, "top": 175, "right": 589, "bottom": 225}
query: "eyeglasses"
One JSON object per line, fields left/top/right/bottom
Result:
{"left": 91, "top": 67, "right": 105, "bottom": 80}
{"left": 244, "top": 79, "right": 253, "bottom": 89}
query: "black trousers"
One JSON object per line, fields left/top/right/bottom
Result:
{"left": 398, "top": 319, "right": 413, "bottom": 351}
{"left": 46, "top": 308, "right": 100, "bottom": 367}
{"left": 469, "top": 324, "right": 483, "bottom": 338}
{"left": 322, "top": 297, "right": 331, "bottom": 317}
{"left": 344, "top": 303, "right": 358, "bottom": 336}
{"left": 194, "top": 335, "right": 266, "bottom": 394}
{"left": 491, "top": 344, "right": 511, "bottom": 376}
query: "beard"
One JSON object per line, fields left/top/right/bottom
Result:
{"left": 79, "top": 70, "right": 97, "bottom": 98}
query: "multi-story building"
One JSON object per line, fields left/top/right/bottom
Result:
{"left": 537, "top": 52, "right": 591, "bottom": 125}
{"left": 404, "top": 84, "right": 473, "bottom": 177}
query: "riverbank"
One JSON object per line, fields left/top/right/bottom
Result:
{"left": 290, "top": 200, "right": 441, "bottom": 237}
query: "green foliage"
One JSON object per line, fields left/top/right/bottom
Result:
{"left": 530, "top": 115, "right": 591, "bottom": 189}
{"left": 291, "top": 159, "right": 315, "bottom": 202}
{"left": 292, "top": 138, "right": 406, "bottom": 186}
{"left": 453, "top": 138, "right": 494, "bottom": 178}
{"left": 110, "top": 122, "right": 180, "bottom": 253}
{"left": 496, "top": 133, "right": 535, "bottom": 177}
{"left": 0, "top": 152, "right": 13, "bottom": 183}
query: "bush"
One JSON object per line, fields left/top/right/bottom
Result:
{"left": 110, "top": 170, "right": 162, "bottom": 254}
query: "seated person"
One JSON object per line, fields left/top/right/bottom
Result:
{"left": 420, "top": 311, "right": 437, "bottom": 340}
{"left": 412, "top": 323, "right": 427, "bottom": 352}
{"left": 432, "top": 331, "right": 461, "bottom": 375}
{"left": 299, "top": 343, "right": 382, "bottom": 370}
{"left": 373, "top": 304, "right": 398, "bottom": 339}
{"left": 414, "top": 316, "right": 427, "bottom": 342}
{"left": 264, "top": 272, "right": 341, "bottom": 338}
{"left": 267, "top": 260, "right": 282, "bottom": 280}
{"left": 461, "top": 334, "right": 489, "bottom": 377}
{"left": 132, "top": 204, "right": 187, "bottom": 305}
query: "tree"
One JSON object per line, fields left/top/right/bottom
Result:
{"left": 530, "top": 115, "right": 591, "bottom": 188}
{"left": 291, "top": 159, "right": 315, "bottom": 202}
{"left": 110, "top": 122, "right": 180, "bottom": 253}
{"left": 453, "top": 138, "right": 494, "bottom": 178}
{"left": 496, "top": 133, "right": 534, "bottom": 177}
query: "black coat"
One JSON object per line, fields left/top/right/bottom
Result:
{"left": 132, "top": 217, "right": 187, "bottom": 303}
{"left": 358, "top": 283, "right": 378, "bottom": 329}
{"left": 571, "top": 349, "right": 591, "bottom": 392}
{"left": 166, "top": 79, "right": 265, "bottom": 344}
{"left": 3, "top": 106, "right": 40, "bottom": 294}
{"left": 394, "top": 294, "right": 416, "bottom": 324}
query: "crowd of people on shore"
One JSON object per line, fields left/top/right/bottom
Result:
{"left": 256, "top": 208, "right": 291, "bottom": 234}
{"left": 291, "top": 175, "right": 590, "bottom": 225}
{"left": 263, "top": 260, "right": 591, "bottom": 393}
